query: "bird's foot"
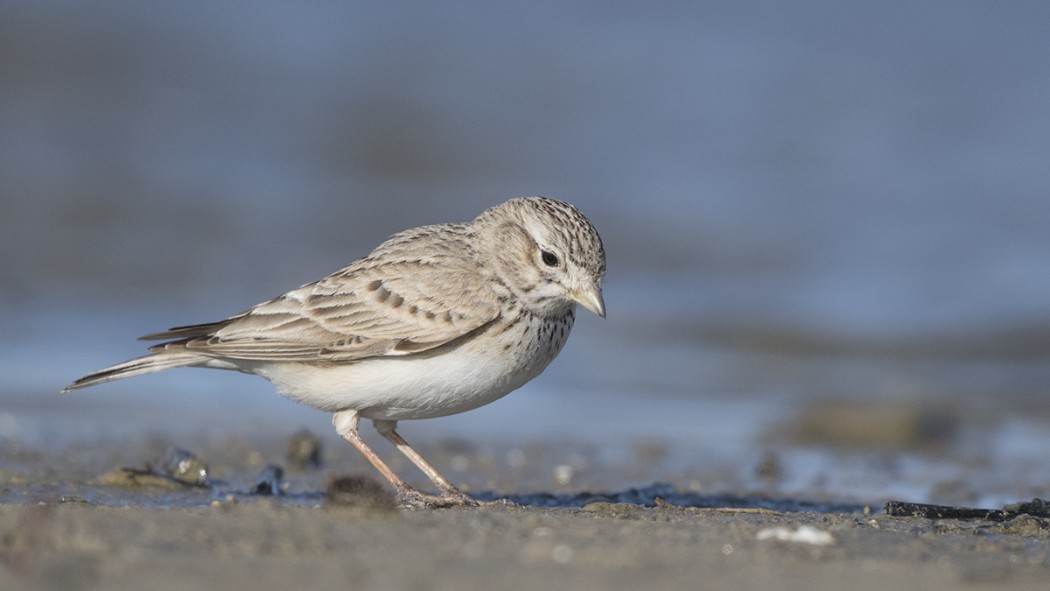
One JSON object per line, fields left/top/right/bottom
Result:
{"left": 395, "top": 486, "right": 479, "bottom": 509}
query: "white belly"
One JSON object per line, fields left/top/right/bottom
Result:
{"left": 250, "top": 350, "right": 532, "bottom": 420}
{"left": 241, "top": 313, "right": 573, "bottom": 420}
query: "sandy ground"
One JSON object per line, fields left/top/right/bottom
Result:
{"left": 3, "top": 500, "right": 1050, "bottom": 591}
{"left": 2, "top": 432, "right": 1049, "bottom": 591}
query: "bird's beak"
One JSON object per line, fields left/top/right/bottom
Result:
{"left": 570, "top": 285, "right": 606, "bottom": 318}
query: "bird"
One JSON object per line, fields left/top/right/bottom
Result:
{"left": 64, "top": 196, "right": 606, "bottom": 508}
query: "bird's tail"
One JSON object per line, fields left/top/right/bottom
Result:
{"left": 62, "top": 352, "right": 206, "bottom": 392}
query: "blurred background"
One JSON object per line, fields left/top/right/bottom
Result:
{"left": 2, "top": 0, "right": 1049, "bottom": 505}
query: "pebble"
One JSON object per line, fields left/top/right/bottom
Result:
{"left": 161, "top": 448, "right": 210, "bottom": 486}
{"left": 285, "top": 430, "right": 323, "bottom": 469}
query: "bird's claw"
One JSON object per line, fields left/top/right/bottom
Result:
{"left": 395, "top": 487, "right": 479, "bottom": 509}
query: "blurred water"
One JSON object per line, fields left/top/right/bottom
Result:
{"left": 2, "top": 1, "right": 1050, "bottom": 504}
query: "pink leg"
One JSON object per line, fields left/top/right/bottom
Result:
{"left": 332, "top": 410, "right": 477, "bottom": 508}
{"left": 374, "top": 420, "right": 476, "bottom": 505}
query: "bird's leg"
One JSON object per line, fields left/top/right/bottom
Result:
{"left": 332, "top": 410, "right": 421, "bottom": 498}
{"left": 332, "top": 411, "right": 476, "bottom": 508}
{"left": 373, "top": 419, "right": 479, "bottom": 507}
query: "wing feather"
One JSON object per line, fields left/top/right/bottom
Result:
{"left": 148, "top": 226, "right": 501, "bottom": 363}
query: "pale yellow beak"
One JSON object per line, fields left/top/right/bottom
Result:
{"left": 570, "top": 285, "right": 606, "bottom": 318}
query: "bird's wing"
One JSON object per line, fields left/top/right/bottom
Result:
{"left": 145, "top": 254, "right": 501, "bottom": 363}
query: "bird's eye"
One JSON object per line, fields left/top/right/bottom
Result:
{"left": 541, "top": 250, "right": 559, "bottom": 267}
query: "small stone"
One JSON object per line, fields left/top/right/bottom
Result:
{"left": 756, "top": 525, "right": 835, "bottom": 546}
{"left": 211, "top": 494, "right": 238, "bottom": 510}
{"left": 161, "top": 448, "right": 209, "bottom": 486}
{"left": 286, "top": 430, "right": 323, "bottom": 469}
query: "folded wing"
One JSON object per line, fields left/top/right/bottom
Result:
{"left": 144, "top": 252, "right": 500, "bottom": 363}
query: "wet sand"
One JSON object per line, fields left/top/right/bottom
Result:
{"left": 2, "top": 434, "right": 1049, "bottom": 591}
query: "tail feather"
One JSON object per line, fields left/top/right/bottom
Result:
{"left": 62, "top": 352, "right": 206, "bottom": 392}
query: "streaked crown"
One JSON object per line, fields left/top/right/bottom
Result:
{"left": 473, "top": 197, "right": 606, "bottom": 318}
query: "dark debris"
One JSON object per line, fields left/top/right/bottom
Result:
{"left": 482, "top": 483, "right": 868, "bottom": 514}
{"left": 251, "top": 465, "right": 285, "bottom": 496}
{"left": 885, "top": 498, "right": 1050, "bottom": 522}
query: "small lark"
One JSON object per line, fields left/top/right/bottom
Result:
{"left": 64, "top": 197, "right": 606, "bottom": 508}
